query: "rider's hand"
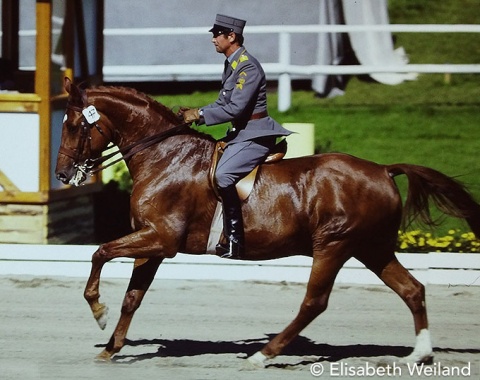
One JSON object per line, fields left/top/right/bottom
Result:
{"left": 183, "top": 108, "right": 201, "bottom": 124}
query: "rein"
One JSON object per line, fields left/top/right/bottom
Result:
{"left": 87, "top": 123, "right": 191, "bottom": 174}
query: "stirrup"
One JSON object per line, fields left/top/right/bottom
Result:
{"left": 216, "top": 240, "right": 243, "bottom": 259}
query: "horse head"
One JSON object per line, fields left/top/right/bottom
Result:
{"left": 56, "top": 78, "right": 115, "bottom": 186}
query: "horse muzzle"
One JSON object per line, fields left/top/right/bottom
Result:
{"left": 55, "top": 161, "right": 89, "bottom": 187}
{"left": 55, "top": 171, "right": 70, "bottom": 184}
{"left": 56, "top": 169, "right": 87, "bottom": 187}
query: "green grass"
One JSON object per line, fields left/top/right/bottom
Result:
{"left": 388, "top": 0, "right": 480, "bottom": 65}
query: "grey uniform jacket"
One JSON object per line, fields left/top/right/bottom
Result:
{"left": 202, "top": 47, "right": 292, "bottom": 143}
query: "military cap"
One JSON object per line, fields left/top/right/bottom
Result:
{"left": 209, "top": 14, "right": 246, "bottom": 35}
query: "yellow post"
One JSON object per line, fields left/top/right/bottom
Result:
{"left": 35, "top": 0, "right": 52, "bottom": 194}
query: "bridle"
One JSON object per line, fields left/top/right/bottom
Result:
{"left": 59, "top": 96, "right": 191, "bottom": 186}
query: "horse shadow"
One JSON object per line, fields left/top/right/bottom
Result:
{"left": 96, "top": 334, "right": 480, "bottom": 366}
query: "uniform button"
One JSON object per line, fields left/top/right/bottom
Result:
{"left": 222, "top": 91, "right": 226, "bottom": 95}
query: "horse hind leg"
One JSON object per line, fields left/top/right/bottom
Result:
{"left": 248, "top": 250, "right": 348, "bottom": 368}
{"left": 377, "top": 257, "right": 433, "bottom": 364}
{"left": 96, "top": 256, "right": 163, "bottom": 362}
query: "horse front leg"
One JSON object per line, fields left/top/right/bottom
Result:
{"left": 248, "top": 251, "right": 347, "bottom": 368}
{"left": 96, "top": 256, "right": 163, "bottom": 361}
{"left": 83, "top": 227, "right": 176, "bottom": 330}
{"left": 84, "top": 244, "right": 111, "bottom": 330}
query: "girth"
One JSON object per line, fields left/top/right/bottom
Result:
{"left": 208, "top": 138, "right": 287, "bottom": 201}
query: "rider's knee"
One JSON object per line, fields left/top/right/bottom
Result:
{"left": 215, "top": 170, "right": 236, "bottom": 189}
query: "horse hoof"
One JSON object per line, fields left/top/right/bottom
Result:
{"left": 399, "top": 352, "right": 434, "bottom": 365}
{"left": 400, "top": 329, "right": 433, "bottom": 364}
{"left": 94, "top": 305, "right": 109, "bottom": 330}
{"left": 95, "top": 350, "right": 112, "bottom": 363}
{"left": 247, "top": 351, "right": 268, "bottom": 368}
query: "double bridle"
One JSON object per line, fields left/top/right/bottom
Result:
{"left": 60, "top": 99, "right": 190, "bottom": 186}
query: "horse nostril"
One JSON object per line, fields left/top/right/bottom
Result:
{"left": 56, "top": 172, "right": 68, "bottom": 183}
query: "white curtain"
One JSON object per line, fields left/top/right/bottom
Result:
{"left": 342, "top": 0, "right": 417, "bottom": 85}
{"left": 313, "top": 0, "right": 416, "bottom": 95}
{"left": 312, "top": 0, "right": 346, "bottom": 97}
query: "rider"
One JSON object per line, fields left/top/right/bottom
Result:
{"left": 182, "top": 14, "right": 292, "bottom": 260}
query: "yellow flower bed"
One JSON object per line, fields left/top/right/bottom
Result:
{"left": 397, "top": 229, "right": 480, "bottom": 253}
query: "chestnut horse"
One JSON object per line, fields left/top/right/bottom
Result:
{"left": 56, "top": 78, "right": 480, "bottom": 367}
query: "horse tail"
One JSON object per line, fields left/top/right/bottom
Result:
{"left": 387, "top": 163, "right": 480, "bottom": 237}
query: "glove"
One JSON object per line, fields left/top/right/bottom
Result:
{"left": 175, "top": 107, "right": 190, "bottom": 121}
{"left": 183, "top": 108, "right": 200, "bottom": 124}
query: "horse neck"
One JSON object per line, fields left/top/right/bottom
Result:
{"left": 88, "top": 87, "right": 179, "bottom": 147}
{"left": 86, "top": 88, "right": 216, "bottom": 179}
{"left": 126, "top": 133, "right": 215, "bottom": 186}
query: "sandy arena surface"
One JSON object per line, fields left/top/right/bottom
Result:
{"left": 0, "top": 275, "right": 478, "bottom": 379}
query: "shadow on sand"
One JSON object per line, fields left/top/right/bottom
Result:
{"left": 95, "top": 334, "right": 479, "bottom": 366}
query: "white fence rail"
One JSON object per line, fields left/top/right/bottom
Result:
{"left": 5, "top": 24, "right": 479, "bottom": 110}
{"left": 1, "top": 244, "right": 479, "bottom": 286}
{"left": 102, "top": 23, "right": 480, "bottom": 111}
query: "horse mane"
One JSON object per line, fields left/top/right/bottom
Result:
{"left": 92, "top": 85, "right": 182, "bottom": 126}
{"left": 90, "top": 85, "right": 216, "bottom": 142}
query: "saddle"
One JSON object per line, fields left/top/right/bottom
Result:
{"left": 208, "top": 138, "right": 288, "bottom": 201}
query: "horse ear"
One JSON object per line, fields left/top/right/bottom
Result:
{"left": 64, "top": 77, "right": 86, "bottom": 105}
{"left": 64, "top": 77, "right": 72, "bottom": 94}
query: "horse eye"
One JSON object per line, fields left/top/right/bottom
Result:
{"left": 66, "top": 122, "right": 79, "bottom": 132}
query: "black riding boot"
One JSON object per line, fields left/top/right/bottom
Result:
{"left": 216, "top": 184, "right": 245, "bottom": 259}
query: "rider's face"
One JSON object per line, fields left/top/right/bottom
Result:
{"left": 211, "top": 32, "right": 236, "bottom": 57}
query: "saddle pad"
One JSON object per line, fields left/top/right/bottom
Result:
{"left": 206, "top": 202, "right": 224, "bottom": 254}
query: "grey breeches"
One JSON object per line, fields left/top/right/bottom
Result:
{"left": 215, "top": 137, "right": 276, "bottom": 189}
